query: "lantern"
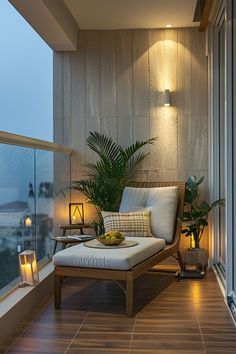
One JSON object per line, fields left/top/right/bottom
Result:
{"left": 69, "top": 203, "right": 84, "bottom": 225}
{"left": 25, "top": 216, "right": 32, "bottom": 227}
{"left": 18, "top": 250, "right": 39, "bottom": 286}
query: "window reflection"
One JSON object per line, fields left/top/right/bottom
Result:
{"left": 0, "top": 144, "right": 69, "bottom": 298}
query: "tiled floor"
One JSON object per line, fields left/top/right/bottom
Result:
{"left": 1, "top": 270, "right": 236, "bottom": 353}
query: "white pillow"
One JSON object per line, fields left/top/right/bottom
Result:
{"left": 146, "top": 187, "right": 178, "bottom": 243}
{"left": 119, "top": 187, "right": 149, "bottom": 212}
{"left": 119, "top": 186, "right": 179, "bottom": 243}
{"left": 101, "top": 210, "right": 153, "bottom": 237}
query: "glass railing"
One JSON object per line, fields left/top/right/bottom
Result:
{"left": 0, "top": 139, "right": 71, "bottom": 299}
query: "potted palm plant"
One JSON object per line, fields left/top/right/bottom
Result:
{"left": 70, "top": 131, "right": 156, "bottom": 234}
{"left": 181, "top": 176, "right": 224, "bottom": 272}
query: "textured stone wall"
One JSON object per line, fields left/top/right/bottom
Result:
{"left": 54, "top": 28, "right": 207, "bottom": 186}
{"left": 54, "top": 28, "right": 208, "bottom": 254}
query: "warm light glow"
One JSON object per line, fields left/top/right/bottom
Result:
{"left": 69, "top": 203, "right": 84, "bottom": 225}
{"left": 25, "top": 217, "right": 32, "bottom": 227}
{"left": 190, "top": 234, "right": 196, "bottom": 248}
{"left": 166, "top": 24, "right": 172, "bottom": 28}
{"left": 19, "top": 250, "right": 39, "bottom": 286}
{"left": 191, "top": 283, "right": 201, "bottom": 309}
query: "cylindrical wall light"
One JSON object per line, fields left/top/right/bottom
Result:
{"left": 163, "top": 89, "right": 171, "bottom": 107}
{"left": 18, "top": 250, "right": 39, "bottom": 286}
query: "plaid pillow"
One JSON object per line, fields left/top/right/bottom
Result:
{"left": 101, "top": 210, "right": 153, "bottom": 237}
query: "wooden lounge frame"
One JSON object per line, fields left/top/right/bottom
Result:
{"left": 54, "top": 181, "right": 185, "bottom": 317}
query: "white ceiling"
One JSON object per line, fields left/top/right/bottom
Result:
{"left": 64, "top": 0, "right": 199, "bottom": 30}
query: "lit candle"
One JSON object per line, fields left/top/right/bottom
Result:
{"left": 25, "top": 217, "right": 32, "bottom": 227}
{"left": 18, "top": 250, "right": 39, "bottom": 286}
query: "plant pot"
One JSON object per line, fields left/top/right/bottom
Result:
{"left": 185, "top": 247, "right": 208, "bottom": 270}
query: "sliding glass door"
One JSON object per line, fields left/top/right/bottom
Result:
{"left": 213, "top": 4, "right": 227, "bottom": 279}
{"left": 232, "top": 0, "right": 236, "bottom": 306}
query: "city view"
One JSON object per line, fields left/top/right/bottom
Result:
{"left": 0, "top": 144, "right": 54, "bottom": 296}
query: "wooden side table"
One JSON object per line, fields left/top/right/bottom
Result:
{"left": 52, "top": 223, "right": 96, "bottom": 255}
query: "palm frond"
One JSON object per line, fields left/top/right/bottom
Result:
{"left": 120, "top": 137, "right": 156, "bottom": 163}
{"left": 126, "top": 151, "right": 149, "bottom": 175}
{"left": 86, "top": 131, "right": 120, "bottom": 162}
{"left": 66, "top": 132, "right": 157, "bottom": 228}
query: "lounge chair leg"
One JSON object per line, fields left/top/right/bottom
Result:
{"left": 177, "top": 250, "right": 184, "bottom": 271}
{"left": 126, "top": 277, "right": 134, "bottom": 317}
{"left": 54, "top": 273, "right": 61, "bottom": 309}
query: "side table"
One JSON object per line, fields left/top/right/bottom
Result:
{"left": 52, "top": 223, "right": 96, "bottom": 255}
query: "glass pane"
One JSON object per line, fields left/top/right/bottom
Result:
{"left": 53, "top": 152, "right": 71, "bottom": 236}
{"left": 233, "top": 1, "right": 236, "bottom": 291}
{"left": 35, "top": 150, "right": 54, "bottom": 263}
{"left": 0, "top": 144, "right": 34, "bottom": 297}
{"left": 0, "top": 143, "right": 71, "bottom": 298}
{"left": 218, "top": 22, "right": 226, "bottom": 270}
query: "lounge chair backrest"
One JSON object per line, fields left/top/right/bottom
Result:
{"left": 120, "top": 181, "right": 185, "bottom": 245}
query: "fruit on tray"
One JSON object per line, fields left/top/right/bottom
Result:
{"left": 97, "top": 230, "right": 125, "bottom": 245}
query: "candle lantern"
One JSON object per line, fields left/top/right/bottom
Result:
{"left": 18, "top": 250, "right": 39, "bottom": 286}
{"left": 69, "top": 203, "right": 84, "bottom": 225}
{"left": 25, "top": 216, "right": 32, "bottom": 227}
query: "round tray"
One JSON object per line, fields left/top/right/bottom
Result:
{"left": 84, "top": 239, "right": 139, "bottom": 249}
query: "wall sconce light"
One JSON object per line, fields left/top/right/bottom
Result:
{"left": 163, "top": 89, "right": 171, "bottom": 107}
{"left": 69, "top": 203, "right": 84, "bottom": 225}
{"left": 18, "top": 250, "right": 39, "bottom": 286}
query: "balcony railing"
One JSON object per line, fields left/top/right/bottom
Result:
{"left": 0, "top": 131, "right": 72, "bottom": 299}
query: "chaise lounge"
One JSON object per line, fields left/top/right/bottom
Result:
{"left": 53, "top": 181, "right": 185, "bottom": 316}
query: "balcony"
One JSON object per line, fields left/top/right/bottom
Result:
{"left": 1, "top": 0, "right": 236, "bottom": 352}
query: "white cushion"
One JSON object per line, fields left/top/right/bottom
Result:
{"left": 146, "top": 187, "right": 178, "bottom": 243}
{"left": 102, "top": 210, "right": 153, "bottom": 237}
{"left": 119, "top": 186, "right": 178, "bottom": 243}
{"left": 119, "top": 187, "right": 149, "bottom": 212}
{"left": 53, "top": 237, "right": 166, "bottom": 271}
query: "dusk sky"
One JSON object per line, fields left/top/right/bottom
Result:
{"left": 0, "top": 1, "right": 53, "bottom": 141}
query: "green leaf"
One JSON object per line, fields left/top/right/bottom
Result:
{"left": 183, "top": 174, "right": 224, "bottom": 246}
{"left": 196, "top": 176, "right": 204, "bottom": 185}
{"left": 86, "top": 131, "right": 120, "bottom": 163}
{"left": 211, "top": 199, "right": 225, "bottom": 208}
{"left": 65, "top": 132, "right": 156, "bottom": 224}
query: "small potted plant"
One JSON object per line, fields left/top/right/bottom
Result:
{"left": 181, "top": 176, "right": 224, "bottom": 272}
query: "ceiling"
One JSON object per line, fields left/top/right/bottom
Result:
{"left": 64, "top": 0, "right": 199, "bottom": 30}
{"left": 9, "top": 0, "right": 200, "bottom": 51}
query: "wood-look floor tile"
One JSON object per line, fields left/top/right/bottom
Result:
{"left": 67, "top": 349, "right": 129, "bottom": 353}
{"left": 130, "top": 350, "right": 205, "bottom": 354}
{"left": 28, "top": 307, "right": 87, "bottom": 326}
{"left": 197, "top": 315, "right": 235, "bottom": 326}
{"left": 204, "top": 342, "right": 236, "bottom": 353}
{"left": 70, "top": 332, "right": 132, "bottom": 350}
{"left": 1, "top": 338, "right": 71, "bottom": 353}
{"left": 136, "top": 309, "right": 197, "bottom": 320}
{"left": 131, "top": 341, "right": 204, "bottom": 351}
{"left": 201, "top": 324, "right": 236, "bottom": 334}
{"left": 80, "top": 312, "right": 135, "bottom": 332}
{"left": 22, "top": 323, "right": 78, "bottom": 340}
{"left": 202, "top": 333, "right": 236, "bottom": 342}
{"left": 131, "top": 333, "right": 204, "bottom": 351}
{"left": 134, "top": 318, "right": 200, "bottom": 334}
